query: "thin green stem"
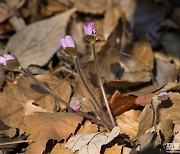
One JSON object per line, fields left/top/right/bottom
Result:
{"left": 91, "top": 44, "right": 116, "bottom": 127}
{"left": 74, "top": 58, "right": 113, "bottom": 131}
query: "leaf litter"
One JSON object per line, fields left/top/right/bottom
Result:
{"left": 0, "top": 0, "right": 179, "bottom": 153}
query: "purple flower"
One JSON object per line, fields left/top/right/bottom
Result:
{"left": 0, "top": 53, "right": 15, "bottom": 66}
{"left": 59, "top": 35, "right": 77, "bottom": 58}
{"left": 59, "top": 35, "right": 75, "bottom": 50}
{"left": 157, "top": 91, "right": 169, "bottom": 101}
{"left": 83, "top": 22, "right": 96, "bottom": 36}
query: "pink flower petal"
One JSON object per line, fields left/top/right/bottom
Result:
{"left": 59, "top": 38, "right": 67, "bottom": 49}
{"left": 0, "top": 56, "right": 6, "bottom": 65}
{"left": 3, "top": 54, "right": 14, "bottom": 60}
{"left": 65, "top": 35, "right": 75, "bottom": 48}
{"left": 87, "top": 22, "right": 94, "bottom": 29}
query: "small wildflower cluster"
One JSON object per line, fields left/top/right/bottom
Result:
{"left": 59, "top": 22, "right": 97, "bottom": 112}
{"left": 59, "top": 22, "right": 116, "bottom": 130}
{"left": 59, "top": 22, "right": 97, "bottom": 59}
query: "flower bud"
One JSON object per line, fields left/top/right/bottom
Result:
{"left": 83, "top": 22, "right": 97, "bottom": 44}
{"left": 59, "top": 35, "right": 77, "bottom": 58}
{"left": 0, "top": 53, "right": 21, "bottom": 69}
{"left": 156, "top": 91, "right": 169, "bottom": 101}
{"left": 70, "top": 97, "right": 83, "bottom": 112}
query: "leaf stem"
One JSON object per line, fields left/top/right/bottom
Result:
{"left": 91, "top": 44, "right": 116, "bottom": 127}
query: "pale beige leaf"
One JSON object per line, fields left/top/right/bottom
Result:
{"left": 6, "top": 8, "right": 76, "bottom": 68}
{"left": 25, "top": 112, "right": 83, "bottom": 154}
{"left": 65, "top": 127, "right": 120, "bottom": 154}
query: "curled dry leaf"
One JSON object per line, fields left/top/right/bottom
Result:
{"left": 65, "top": 127, "right": 120, "bottom": 154}
{"left": 25, "top": 112, "right": 83, "bottom": 154}
{"left": 110, "top": 91, "right": 137, "bottom": 116}
{"left": 6, "top": 8, "right": 76, "bottom": 68}
{"left": 137, "top": 92, "right": 180, "bottom": 138}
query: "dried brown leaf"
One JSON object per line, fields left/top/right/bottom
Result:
{"left": 25, "top": 112, "right": 83, "bottom": 154}
{"left": 116, "top": 110, "right": 141, "bottom": 139}
{"left": 51, "top": 143, "right": 74, "bottom": 154}
{"left": 155, "top": 58, "right": 178, "bottom": 86}
{"left": 0, "top": 3, "right": 13, "bottom": 23}
{"left": 110, "top": 91, "right": 137, "bottom": 116}
{"left": 135, "top": 93, "right": 154, "bottom": 106}
{"left": 137, "top": 92, "right": 180, "bottom": 138}
{"left": 0, "top": 82, "right": 31, "bottom": 133}
{"left": 104, "top": 144, "right": 122, "bottom": 154}
{"left": 0, "top": 74, "right": 71, "bottom": 135}
{"left": 161, "top": 32, "right": 180, "bottom": 67}
{"left": 78, "top": 121, "right": 98, "bottom": 134}
{"left": 23, "top": 100, "right": 51, "bottom": 115}
{"left": 73, "top": 0, "right": 107, "bottom": 14}
{"left": 17, "top": 74, "right": 71, "bottom": 111}
{"left": 132, "top": 38, "right": 154, "bottom": 71}
{"left": 104, "top": 8, "right": 123, "bottom": 40}
{"left": 6, "top": 8, "right": 76, "bottom": 68}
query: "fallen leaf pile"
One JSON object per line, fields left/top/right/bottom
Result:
{"left": 0, "top": 0, "right": 179, "bottom": 153}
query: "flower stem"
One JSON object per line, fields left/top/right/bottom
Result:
{"left": 91, "top": 44, "right": 116, "bottom": 127}
{"left": 20, "top": 68, "right": 104, "bottom": 127}
{"left": 150, "top": 99, "right": 157, "bottom": 132}
{"left": 74, "top": 58, "right": 113, "bottom": 130}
